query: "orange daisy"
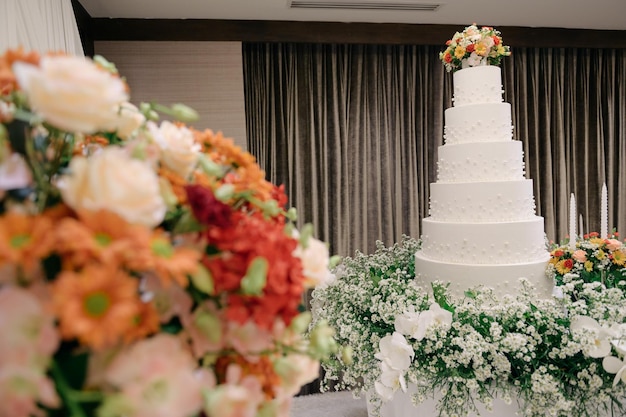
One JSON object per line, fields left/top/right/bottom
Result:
{"left": 53, "top": 263, "right": 140, "bottom": 349}
{"left": 149, "top": 230, "right": 201, "bottom": 287}
{"left": 0, "top": 211, "right": 55, "bottom": 276}
{"left": 0, "top": 48, "right": 40, "bottom": 96}
{"left": 54, "top": 210, "right": 153, "bottom": 271}
{"left": 123, "top": 298, "right": 161, "bottom": 343}
{"left": 193, "top": 128, "right": 274, "bottom": 202}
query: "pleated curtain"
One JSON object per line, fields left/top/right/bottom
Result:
{"left": 243, "top": 44, "right": 626, "bottom": 257}
{"left": 1, "top": 0, "right": 83, "bottom": 55}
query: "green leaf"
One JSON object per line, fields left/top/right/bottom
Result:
{"left": 189, "top": 264, "right": 215, "bottom": 295}
{"left": 241, "top": 257, "right": 268, "bottom": 295}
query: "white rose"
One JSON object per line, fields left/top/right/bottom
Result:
{"left": 110, "top": 102, "right": 145, "bottom": 140}
{"left": 374, "top": 332, "right": 414, "bottom": 371}
{"left": 292, "top": 234, "right": 333, "bottom": 288}
{"left": 13, "top": 55, "right": 128, "bottom": 134}
{"left": 149, "top": 121, "right": 200, "bottom": 178}
{"left": 57, "top": 147, "right": 166, "bottom": 227}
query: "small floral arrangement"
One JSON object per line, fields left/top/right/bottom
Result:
{"left": 312, "top": 236, "right": 626, "bottom": 417}
{"left": 0, "top": 49, "right": 338, "bottom": 417}
{"left": 439, "top": 24, "right": 511, "bottom": 72}
{"left": 548, "top": 231, "right": 626, "bottom": 292}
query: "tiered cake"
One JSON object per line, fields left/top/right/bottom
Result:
{"left": 414, "top": 64, "right": 552, "bottom": 298}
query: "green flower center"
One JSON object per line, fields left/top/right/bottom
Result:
{"left": 94, "top": 233, "right": 112, "bottom": 247}
{"left": 10, "top": 234, "right": 30, "bottom": 249}
{"left": 84, "top": 292, "right": 110, "bottom": 317}
{"left": 151, "top": 239, "right": 174, "bottom": 258}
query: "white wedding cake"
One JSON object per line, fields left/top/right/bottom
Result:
{"left": 414, "top": 63, "right": 552, "bottom": 298}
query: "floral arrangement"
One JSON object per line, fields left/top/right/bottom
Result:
{"left": 0, "top": 49, "right": 339, "bottom": 417}
{"left": 311, "top": 236, "right": 626, "bottom": 417}
{"left": 548, "top": 231, "right": 626, "bottom": 292}
{"left": 439, "top": 24, "right": 511, "bottom": 72}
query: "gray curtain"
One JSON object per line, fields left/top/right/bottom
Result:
{"left": 242, "top": 44, "right": 626, "bottom": 257}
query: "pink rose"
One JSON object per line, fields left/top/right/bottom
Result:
{"left": 104, "top": 334, "right": 206, "bottom": 417}
{"left": 572, "top": 249, "right": 587, "bottom": 263}
{"left": 606, "top": 239, "right": 623, "bottom": 251}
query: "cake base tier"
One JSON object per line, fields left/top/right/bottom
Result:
{"left": 414, "top": 251, "right": 553, "bottom": 299}
{"left": 368, "top": 383, "right": 620, "bottom": 417}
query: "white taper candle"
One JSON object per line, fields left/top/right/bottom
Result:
{"left": 601, "top": 183, "right": 608, "bottom": 238}
{"left": 569, "top": 193, "right": 577, "bottom": 249}
{"left": 579, "top": 214, "right": 584, "bottom": 240}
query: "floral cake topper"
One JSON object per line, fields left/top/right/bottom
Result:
{"left": 440, "top": 24, "right": 511, "bottom": 72}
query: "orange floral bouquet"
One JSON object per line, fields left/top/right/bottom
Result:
{"left": 0, "top": 49, "right": 339, "bottom": 417}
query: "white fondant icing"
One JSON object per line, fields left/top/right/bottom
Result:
{"left": 414, "top": 252, "right": 552, "bottom": 300}
{"left": 419, "top": 218, "right": 548, "bottom": 264}
{"left": 415, "top": 64, "right": 551, "bottom": 300}
{"left": 444, "top": 102, "right": 513, "bottom": 145}
{"left": 452, "top": 66, "right": 504, "bottom": 107}
{"left": 428, "top": 180, "right": 537, "bottom": 222}
{"left": 436, "top": 141, "right": 526, "bottom": 183}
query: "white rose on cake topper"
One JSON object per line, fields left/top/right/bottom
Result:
{"left": 12, "top": 55, "right": 128, "bottom": 134}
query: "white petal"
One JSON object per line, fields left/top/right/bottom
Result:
{"left": 571, "top": 316, "right": 600, "bottom": 331}
{"left": 603, "top": 356, "right": 624, "bottom": 374}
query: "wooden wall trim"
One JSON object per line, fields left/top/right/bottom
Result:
{"left": 89, "top": 18, "right": 626, "bottom": 49}
{"left": 71, "top": 0, "right": 95, "bottom": 56}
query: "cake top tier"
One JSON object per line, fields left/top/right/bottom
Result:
{"left": 440, "top": 24, "right": 511, "bottom": 73}
{"left": 452, "top": 65, "right": 504, "bottom": 107}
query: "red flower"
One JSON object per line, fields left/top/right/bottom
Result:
{"left": 270, "top": 184, "right": 288, "bottom": 210}
{"left": 444, "top": 52, "right": 452, "bottom": 63}
{"left": 185, "top": 184, "right": 232, "bottom": 228}
{"left": 466, "top": 44, "right": 475, "bottom": 53}
{"left": 564, "top": 259, "right": 574, "bottom": 270}
{"left": 589, "top": 232, "right": 600, "bottom": 238}
{"left": 492, "top": 36, "right": 500, "bottom": 45}
{"left": 202, "top": 211, "right": 304, "bottom": 329}
{"left": 553, "top": 249, "right": 564, "bottom": 258}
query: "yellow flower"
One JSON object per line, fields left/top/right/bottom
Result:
{"left": 555, "top": 259, "right": 573, "bottom": 274}
{"left": 612, "top": 250, "right": 626, "bottom": 266}
{"left": 584, "top": 260, "right": 594, "bottom": 272}
{"left": 475, "top": 43, "right": 488, "bottom": 56}
{"left": 596, "top": 250, "right": 606, "bottom": 260}
{"left": 589, "top": 238, "right": 605, "bottom": 246}
{"left": 454, "top": 45, "right": 466, "bottom": 59}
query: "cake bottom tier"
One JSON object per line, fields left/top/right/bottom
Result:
{"left": 367, "top": 383, "right": 621, "bottom": 417}
{"left": 414, "top": 251, "right": 553, "bottom": 299}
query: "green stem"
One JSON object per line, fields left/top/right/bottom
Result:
{"left": 50, "top": 360, "right": 88, "bottom": 417}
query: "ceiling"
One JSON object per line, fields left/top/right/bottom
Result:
{"left": 78, "top": 0, "right": 626, "bottom": 31}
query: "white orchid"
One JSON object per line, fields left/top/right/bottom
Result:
{"left": 570, "top": 316, "right": 614, "bottom": 358}
{"left": 374, "top": 361, "right": 408, "bottom": 401}
{"left": 602, "top": 355, "right": 626, "bottom": 387}
{"left": 374, "top": 332, "right": 414, "bottom": 371}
